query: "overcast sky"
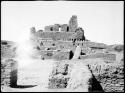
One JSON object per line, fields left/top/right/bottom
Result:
{"left": 1, "top": 1, "right": 123, "bottom": 45}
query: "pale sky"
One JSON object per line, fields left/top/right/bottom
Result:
{"left": 1, "top": 1, "right": 124, "bottom": 45}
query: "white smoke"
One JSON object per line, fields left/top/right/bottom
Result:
{"left": 15, "top": 30, "right": 56, "bottom": 90}
{"left": 16, "top": 40, "right": 34, "bottom": 68}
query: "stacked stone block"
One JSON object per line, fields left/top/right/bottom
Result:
{"left": 53, "top": 24, "right": 60, "bottom": 31}
{"left": 1, "top": 59, "right": 17, "bottom": 87}
{"left": 69, "top": 15, "right": 78, "bottom": 32}
{"left": 44, "top": 26, "right": 52, "bottom": 31}
{"left": 86, "top": 59, "right": 124, "bottom": 92}
{"left": 60, "top": 24, "right": 69, "bottom": 32}
{"left": 80, "top": 53, "right": 116, "bottom": 61}
{"left": 53, "top": 51, "right": 70, "bottom": 60}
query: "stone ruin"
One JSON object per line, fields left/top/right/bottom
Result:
{"left": 1, "top": 15, "right": 124, "bottom": 92}
{"left": 44, "top": 15, "right": 77, "bottom": 32}
{"left": 29, "top": 15, "right": 116, "bottom": 61}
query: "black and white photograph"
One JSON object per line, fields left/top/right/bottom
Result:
{"left": 1, "top": 1, "right": 124, "bottom": 92}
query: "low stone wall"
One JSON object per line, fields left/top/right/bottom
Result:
{"left": 75, "top": 41, "right": 108, "bottom": 49}
{"left": 1, "top": 45, "right": 16, "bottom": 59}
{"left": 85, "top": 58, "right": 124, "bottom": 92}
{"left": 53, "top": 51, "right": 70, "bottom": 60}
{"left": 39, "top": 50, "right": 70, "bottom": 60}
{"left": 40, "top": 50, "right": 53, "bottom": 59}
{"left": 48, "top": 62, "right": 69, "bottom": 89}
{"left": 80, "top": 53, "right": 116, "bottom": 61}
{"left": 48, "top": 60, "right": 104, "bottom": 92}
{"left": 35, "top": 31, "right": 76, "bottom": 41}
{"left": 1, "top": 58, "right": 18, "bottom": 87}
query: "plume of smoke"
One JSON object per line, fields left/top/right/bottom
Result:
{"left": 16, "top": 30, "right": 34, "bottom": 68}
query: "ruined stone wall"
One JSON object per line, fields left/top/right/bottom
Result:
{"left": 37, "top": 40, "right": 108, "bottom": 51}
{"left": 55, "top": 41, "right": 74, "bottom": 50}
{"left": 40, "top": 50, "right": 53, "bottom": 59}
{"left": 44, "top": 24, "right": 69, "bottom": 32}
{"left": 39, "top": 50, "right": 70, "bottom": 60}
{"left": 80, "top": 53, "right": 116, "bottom": 61}
{"left": 52, "top": 51, "right": 70, "bottom": 60}
{"left": 1, "top": 43, "right": 16, "bottom": 59}
{"left": 60, "top": 24, "right": 69, "bottom": 32}
{"left": 44, "top": 24, "right": 60, "bottom": 31}
{"left": 36, "top": 40, "right": 74, "bottom": 51}
{"left": 1, "top": 41, "right": 18, "bottom": 87}
{"left": 85, "top": 58, "right": 124, "bottom": 92}
{"left": 69, "top": 15, "right": 78, "bottom": 32}
{"left": 75, "top": 41, "right": 108, "bottom": 49}
{"left": 48, "top": 58, "right": 124, "bottom": 92}
{"left": 75, "top": 27, "right": 85, "bottom": 40}
{"left": 1, "top": 58, "right": 18, "bottom": 87}
{"left": 34, "top": 31, "right": 76, "bottom": 41}
{"left": 40, "top": 40, "right": 54, "bottom": 47}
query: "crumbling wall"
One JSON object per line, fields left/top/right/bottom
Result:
{"left": 60, "top": 24, "right": 69, "bottom": 32}
{"left": 1, "top": 41, "right": 18, "bottom": 88}
{"left": 34, "top": 31, "right": 76, "bottom": 41}
{"left": 44, "top": 24, "right": 60, "bottom": 31}
{"left": 48, "top": 60, "right": 104, "bottom": 92}
{"left": 39, "top": 50, "right": 70, "bottom": 60}
{"left": 53, "top": 24, "right": 60, "bottom": 31}
{"left": 85, "top": 58, "right": 124, "bottom": 92}
{"left": 52, "top": 51, "right": 70, "bottom": 60}
{"left": 1, "top": 43, "right": 16, "bottom": 59}
{"left": 44, "top": 26, "right": 52, "bottom": 31}
{"left": 48, "top": 62, "right": 69, "bottom": 89}
{"left": 75, "top": 41, "right": 108, "bottom": 49}
{"left": 75, "top": 27, "right": 85, "bottom": 41}
{"left": 80, "top": 53, "right": 116, "bottom": 61}
{"left": 69, "top": 15, "right": 78, "bottom": 32}
{"left": 1, "top": 59, "right": 18, "bottom": 87}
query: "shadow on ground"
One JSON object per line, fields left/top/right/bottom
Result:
{"left": 89, "top": 74, "right": 104, "bottom": 92}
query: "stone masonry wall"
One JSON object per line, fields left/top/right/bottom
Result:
{"left": 80, "top": 53, "right": 116, "bottom": 61}
{"left": 34, "top": 31, "right": 76, "bottom": 41}
{"left": 1, "top": 58, "right": 18, "bottom": 87}
{"left": 85, "top": 58, "right": 124, "bottom": 92}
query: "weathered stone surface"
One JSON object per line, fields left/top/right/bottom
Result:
{"left": 44, "top": 26, "right": 51, "bottom": 31}
{"left": 69, "top": 15, "right": 78, "bottom": 32}
{"left": 1, "top": 58, "right": 18, "bottom": 87}
{"left": 75, "top": 27, "right": 85, "bottom": 40}
{"left": 48, "top": 60, "right": 104, "bottom": 92}
{"left": 80, "top": 53, "right": 116, "bottom": 61}
{"left": 48, "top": 61, "right": 70, "bottom": 89}
{"left": 1, "top": 41, "right": 16, "bottom": 59}
{"left": 60, "top": 24, "right": 69, "bottom": 32}
{"left": 44, "top": 24, "right": 60, "bottom": 32}
{"left": 53, "top": 51, "right": 70, "bottom": 61}
{"left": 85, "top": 58, "right": 124, "bottom": 92}
{"left": 30, "top": 27, "right": 36, "bottom": 34}
{"left": 53, "top": 24, "right": 60, "bottom": 31}
{"left": 35, "top": 31, "right": 76, "bottom": 41}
